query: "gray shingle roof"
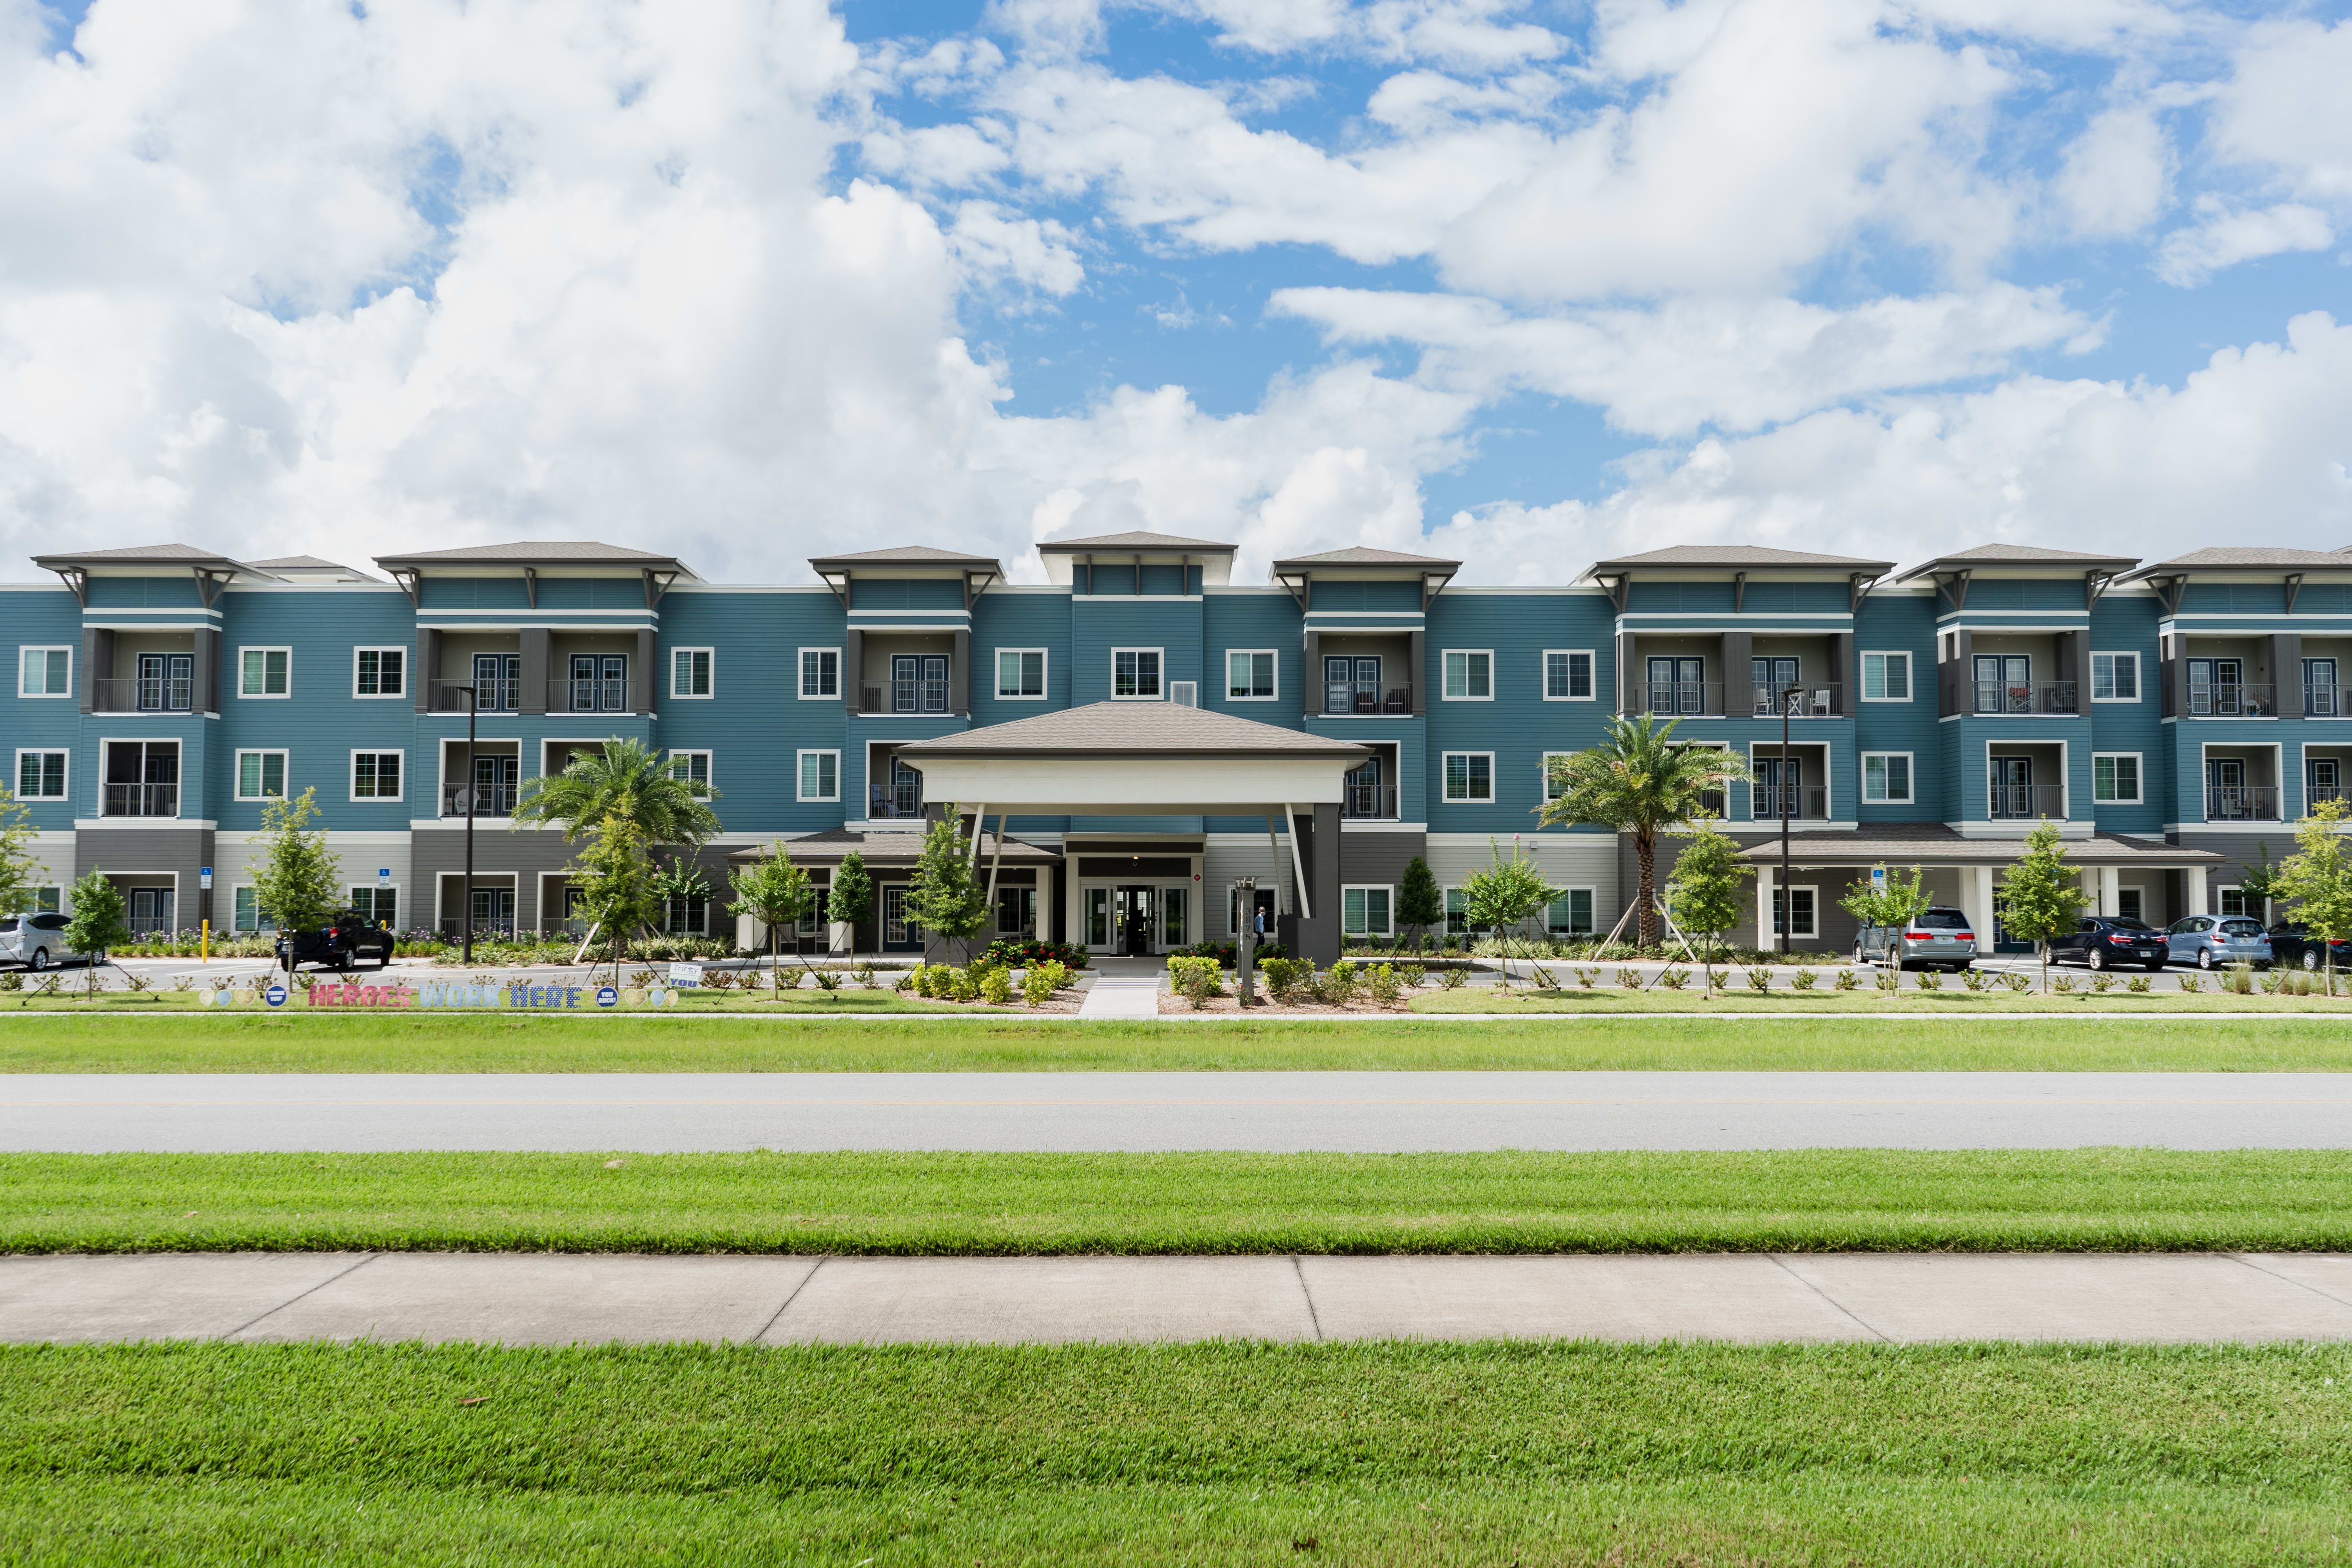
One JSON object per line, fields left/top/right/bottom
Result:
{"left": 1036, "top": 531, "right": 1237, "bottom": 552}
{"left": 30, "top": 543, "right": 261, "bottom": 571}
{"left": 373, "top": 541, "right": 693, "bottom": 572}
{"left": 897, "top": 701, "right": 1367, "bottom": 758}
{"left": 1733, "top": 824, "right": 2220, "bottom": 864}
{"left": 1588, "top": 544, "right": 1895, "bottom": 572}
{"left": 807, "top": 545, "right": 1004, "bottom": 569}
{"left": 1894, "top": 544, "right": 2140, "bottom": 581}
{"left": 2123, "top": 547, "right": 2352, "bottom": 576}
{"left": 1272, "top": 546, "right": 1461, "bottom": 569}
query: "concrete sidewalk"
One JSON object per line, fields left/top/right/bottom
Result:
{"left": 8, "top": 1251, "right": 2352, "bottom": 1346}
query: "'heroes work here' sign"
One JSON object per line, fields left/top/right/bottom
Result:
{"left": 309, "top": 982, "right": 627, "bottom": 1009}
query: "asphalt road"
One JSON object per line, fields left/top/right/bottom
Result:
{"left": 7, "top": 1071, "right": 2351, "bottom": 1152}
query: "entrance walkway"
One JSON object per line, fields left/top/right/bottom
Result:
{"left": 8, "top": 1251, "right": 2352, "bottom": 1346}
{"left": 1078, "top": 971, "right": 1164, "bottom": 1019}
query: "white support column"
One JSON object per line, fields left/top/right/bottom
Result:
{"left": 1283, "top": 802, "right": 1312, "bottom": 920}
{"left": 2188, "top": 866, "right": 2209, "bottom": 917}
{"left": 965, "top": 805, "right": 987, "bottom": 868}
{"left": 1970, "top": 865, "right": 1997, "bottom": 953}
{"left": 2098, "top": 866, "right": 2120, "bottom": 918}
{"left": 1265, "top": 811, "right": 1289, "bottom": 917}
{"left": 1038, "top": 867, "right": 1057, "bottom": 946}
{"left": 1755, "top": 863, "right": 1775, "bottom": 949}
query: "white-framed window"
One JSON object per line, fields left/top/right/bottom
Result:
{"left": 18, "top": 646, "right": 71, "bottom": 698}
{"left": 1541, "top": 750, "right": 1572, "bottom": 802}
{"left": 669, "top": 751, "right": 712, "bottom": 792}
{"left": 2218, "top": 885, "right": 2254, "bottom": 918}
{"left": 350, "top": 751, "right": 403, "bottom": 801}
{"left": 1862, "top": 752, "right": 1913, "bottom": 804}
{"left": 232, "top": 886, "right": 276, "bottom": 933}
{"left": 1442, "top": 751, "right": 1494, "bottom": 802}
{"left": 1442, "top": 650, "right": 1492, "bottom": 700}
{"left": 797, "top": 749, "right": 840, "bottom": 802}
{"left": 2091, "top": 652, "right": 2140, "bottom": 703}
{"left": 995, "top": 648, "right": 1047, "bottom": 699}
{"left": 1860, "top": 651, "right": 1911, "bottom": 702}
{"left": 1548, "top": 887, "right": 1595, "bottom": 936}
{"left": 1444, "top": 887, "right": 1468, "bottom": 935}
{"left": 1772, "top": 886, "right": 1818, "bottom": 941}
{"left": 799, "top": 648, "right": 840, "bottom": 700}
{"left": 1342, "top": 885, "right": 1393, "bottom": 937}
{"left": 1112, "top": 648, "right": 1163, "bottom": 699}
{"left": 235, "top": 749, "right": 287, "bottom": 800}
{"left": 663, "top": 891, "right": 710, "bottom": 936}
{"left": 352, "top": 647, "right": 405, "bottom": 699}
{"left": 238, "top": 646, "right": 290, "bottom": 698}
{"left": 671, "top": 648, "right": 713, "bottom": 699}
{"left": 350, "top": 886, "right": 398, "bottom": 928}
{"left": 1226, "top": 649, "right": 1277, "bottom": 701}
{"left": 15, "top": 750, "right": 67, "bottom": 800}
{"left": 1543, "top": 650, "right": 1594, "bottom": 701}
{"left": 2093, "top": 752, "right": 2141, "bottom": 804}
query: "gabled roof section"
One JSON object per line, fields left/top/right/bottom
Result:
{"left": 2119, "top": 547, "right": 2352, "bottom": 579}
{"left": 372, "top": 540, "right": 696, "bottom": 575}
{"left": 1271, "top": 546, "right": 1463, "bottom": 570}
{"left": 1894, "top": 544, "right": 2139, "bottom": 582}
{"left": 1584, "top": 544, "right": 1895, "bottom": 574}
{"left": 31, "top": 543, "right": 271, "bottom": 573}
{"left": 1035, "top": 530, "right": 1237, "bottom": 552}
{"left": 896, "top": 701, "right": 1366, "bottom": 759}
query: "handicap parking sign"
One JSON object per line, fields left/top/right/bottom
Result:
{"left": 264, "top": 983, "right": 288, "bottom": 1008}
{"left": 596, "top": 986, "right": 618, "bottom": 1008}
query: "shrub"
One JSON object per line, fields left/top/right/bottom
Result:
{"left": 1259, "top": 958, "right": 1313, "bottom": 1002}
{"left": 891, "top": 971, "right": 915, "bottom": 992}
{"left": 911, "top": 964, "right": 936, "bottom": 998}
{"left": 2127, "top": 973, "right": 2151, "bottom": 993}
{"left": 1176, "top": 939, "right": 1288, "bottom": 967}
{"left": 853, "top": 963, "right": 878, "bottom": 990}
{"left": 1791, "top": 968, "right": 1816, "bottom": 990}
{"left": 1913, "top": 969, "right": 1942, "bottom": 991}
{"left": 1958, "top": 967, "right": 1989, "bottom": 991}
{"left": 2049, "top": 973, "right": 2076, "bottom": 994}
{"left": 813, "top": 969, "right": 842, "bottom": 992}
{"left": 1617, "top": 966, "right": 1643, "bottom": 990}
{"left": 1039, "top": 960, "right": 1071, "bottom": 992}
{"left": 168, "top": 974, "right": 193, "bottom": 992}
{"left": 1168, "top": 956, "right": 1225, "bottom": 1005}
{"left": 1400, "top": 964, "right": 1428, "bottom": 990}
{"left": 1833, "top": 969, "right": 1858, "bottom": 990}
{"left": 123, "top": 971, "right": 153, "bottom": 993}
{"left": 1575, "top": 967, "right": 1598, "bottom": 989}
{"left": 0, "top": 971, "right": 20, "bottom": 992}
{"left": 2228, "top": 962, "right": 2256, "bottom": 996}
{"left": 1324, "top": 961, "right": 1360, "bottom": 1006}
{"left": 947, "top": 967, "right": 981, "bottom": 1003}
{"left": 2089, "top": 970, "right": 2116, "bottom": 993}
{"left": 1707, "top": 969, "right": 1729, "bottom": 990}
{"left": 981, "top": 966, "right": 1013, "bottom": 1005}
{"left": 2002, "top": 973, "right": 2031, "bottom": 993}
{"left": 1366, "top": 964, "right": 1401, "bottom": 1009}
{"left": 981, "top": 938, "right": 1091, "bottom": 971}
{"left": 1744, "top": 966, "right": 1771, "bottom": 991}
{"left": 2294, "top": 971, "right": 2315, "bottom": 997}
{"left": 1657, "top": 967, "right": 1688, "bottom": 990}
{"left": 1436, "top": 967, "right": 1467, "bottom": 991}
{"left": 1874, "top": 965, "right": 1900, "bottom": 992}
{"left": 1022, "top": 966, "right": 1056, "bottom": 1007}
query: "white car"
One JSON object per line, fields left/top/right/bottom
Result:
{"left": 0, "top": 912, "right": 83, "bottom": 971}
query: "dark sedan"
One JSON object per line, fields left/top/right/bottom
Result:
{"left": 2267, "top": 922, "right": 2352, "bottom": 973}
{"left": 2048, "top": 915, "right": 2169, "bottom": 971}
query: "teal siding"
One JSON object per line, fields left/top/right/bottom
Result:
{"left": 848, "top": 577, "right": 963, "bottom": 611}
{"left": 2087, "top": 597, "right": 2163, "bottom": 834}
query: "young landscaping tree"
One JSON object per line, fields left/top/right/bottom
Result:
{"left": 1838, "top": 864, "right": 1934, "bottom": 969}
{"left": 1397, "top": 855, "right": 1442, "bottom": 954}
{"left": 62, "top": 870, "right": 131, "bottom": 1000}
{"left": 907, "top": 806, "right": 989, "bottom": 964}
{"left": 2239, "top": 840, "right": 2287, "bottom": 924}
{"left": 828, "top": 851, "right": 873, "bottom": 958}
{"left": 1665, "top": 820, "right": 1753, "bottom": 992}
{"left": 1996, "top": 820, "right": 2091, "bottom": 993}
{"left": 514, "top": 738, "right": 722, "bottom": 848}
{"left": 728, "top": 842, "right": 813, "bottom": 995}
{"left": 0, "top": 786, "right": 41, "bottom": 919}
{"left": 1541, "top": 716, "right": 1749, "bottom": 947}
{"left": 248, "top": 787, "right": 342, "bottom": 984}
{"left": 571, "top": 811, "right": 657, "bottom": 987}
{"left": 2274, "top": 798, "right": 2352, "bottom": 996}
{"left": 1459, "top": 838, "right": 1561, "bottom": 989}
{"left": 648, "top": 857, "right": 715, "bottom": 951}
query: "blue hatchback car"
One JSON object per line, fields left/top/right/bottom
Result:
{"left": 2163, "top": 915, "right": 2272, "bottom": 970}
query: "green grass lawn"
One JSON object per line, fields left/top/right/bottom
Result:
{"left": 1408, "top": 983, "right": 2352, "bottom": 1013}
{"left": 12, "top": 1149, "right": 2352, "bottom": 1254}
{"left": 7, "top": 1009, "right": 2352, "bottom": 1073}
{"left": 7, "top": 1339, "right": 2351, "bottom": 1564}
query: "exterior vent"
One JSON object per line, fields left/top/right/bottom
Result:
{"left": 1170, "top": 681, "right": 1198, "bottom": 707}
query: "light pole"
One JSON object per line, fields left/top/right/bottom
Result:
{"left": 1234, "top": 875, "right": 1257, "bottom": 1006}
{"left": 1779, "top": 684, "right": 1797, "bottom": 957}
{"left": 459, "top": 681, "right": 479, "bottom": 965}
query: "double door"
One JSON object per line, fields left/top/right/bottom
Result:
{"left": 1324, "top": 655, "right": 1382, "bottom": 715}
{"left": 1084, "top": 885, "right": 1190, "bottom": 955}
{"left": 1753, "top": 754, "right": 1804, "bottom": 820}
{"left": 2187, "top": 657, "right": 2245, "bottom": 716}
{"left": 474, "top": 654, "right": 521, "bottom": 712}
{"left": 1647, "top": 657, "right": 1706, "bottom": 715}
{"left": 136, "top": 653, "right": 193, "bottom": 712}
{"left": 472, "top": 754, "right": 519, "bottom": 818}
{"left": 128, "top": 887, "right": 175, "bottom": 936}
{"left": 893, "top": 655, "right": 950, "bottom": 714}
{"left": 569, "top": 654, "right": 628, "bottom": 713}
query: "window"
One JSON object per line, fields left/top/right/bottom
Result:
{"left": 1227, "top": 650, "right": 1276, "bottom": 700}
{"left": 1771, "top": 886, "right": 1818, "bottom": 940}
{"left": 350, "top": 751, "right": 403, "bottom": 801}
{"left": 670, "top": 751, "right": 711, "bottom": 792}
{"left": 663, "top": 891, "right": 709, "bottom": 936}
{"left": 16, "top": 750, "right": 66, "bottom": 800}
{"left": 2093, "top": 753, "right": 2141, "bottom": 804}
{"left": 235, "top": 750, "right": 287, "bottom": 800}
{"left": 1542, "top": 650, "right": 1593, "bottom": 701}
{"left": 350, "top": 887, "right": 397, "bottom": 928}
{"left": 1444, "top": 888, "right": 1468, "bottom": 936}
{"left": 2218, "top": 886, "right": 2252, "bottom": 919}
{"left": 797, "top": 749, "right": 839, "bottom": 802}
{"left": 1112, "top": 648, "right": 1162, "bottom": 699}
{"left": 1861, "top": 652, "right": 1911, "bottom": 702}
{"left": 239, "top": 647, "right": 290, "bottom": 697}
{"left": 18, "top": 646, "right": 71, "bottom": 697}
{"left": 1443, "top": 751, "right": 1494, "bottom": 802}
{"left": 1443, "top": 650, "right": 1492, "bottom": 699}
{"left": 997, "top": 886, "right": 1037, "bottom": 935}
{"left": 232, "top": 887, "right": 275, "bottom": 933}
{"left": 996, "top": 648, "right": 1047, "bottom": 699}
{"left": 1229, "top": 883, "right": 1277, "bottom": 939}
{"left": 1548, "top": 888, "right": 1595, "bottom": 936}
{"left": 799, "top": 648, "right": 840, "bottom": 699}
{"left": 1862, "top": 753, "right": 1913, "bottom": 804}
{"left": 1342, "top": 886, "right": 1393, "bottom": 937}
{"left": 1541, "top": 751, "right": 1572, "bottom": 802}
{"left": 352, "top": 647, "right": 405, "bottom": 698}
{"left": 2091, "top": 652, "right": 2140, "bottom": 703}
{"left": 671, "top": 648, "right": 713, "bottom": 699}
{"left": 103, "top": 740, "right": 178, "bottom": 817}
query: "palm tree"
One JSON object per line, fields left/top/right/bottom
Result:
{"left": 1538, "top": 714, "right": 1749, "bottom": 949}
{"left": 514, "top": 737, "right": 722, "bottom": 846}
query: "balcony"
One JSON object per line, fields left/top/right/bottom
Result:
{"left": 1750, "top": 785, "right": 1828, "bottom": 822}
{"left": 1322, "top": 680, "right": 1414, "bottom": 716}
{"left": 1342, "top": 785, "right": 1399, "bottom": 821}
{"left": 1973, "top": 680, "right": 2079, "bottom": 716}
{"left": 1646, "top": 681, "right": 1724, "bottom": 717}
{"left": 2311, "top": 784, "right": 2348, "bottom": 807}
{"left": 442, "top": 780, "right": 519, "bottom": 818}
{"left": 1988, "top": 784, "right": 2065, "bottom": 820}
{"left": 548, "top": 676, "right": 630, "bottom": 715}
{"left": 428, "top": 680, "right": 521, "bottom": 714}
{"left": 1750, "top": 682, "right": 1840, "bottom": 718}
{"left": 860, "top": 681, "right": 953, "bottom": 717}
{"left": 865, "top": 789, "right": 926, "bottom": 821}
{"left": 2208, "top": 786, "right": 2281, "bottom": 822}
{"left": 102, "top": 783, "right": 178, "bottom": 818}
{"left": 2308, "top": 685, "right": 2345, "bottom": 718}
{"left": 92, "top": 677, "right": 192, "bottom": 714}
{"left": 2187, "top": 682, "right": 2276, "bottom": 718}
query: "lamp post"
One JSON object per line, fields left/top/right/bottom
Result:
{"left": 1779, "top": 685, "right": 1797, "bottom": 957}
{"left": 1234, "top": 875, "right": 1257, "bottom": 1006}
{"left": 459, "top": 681, "right": 479, "bottom": 965}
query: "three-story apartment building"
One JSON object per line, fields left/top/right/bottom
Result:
{"left": 12, "top": 533, "right": 2343, "bottom": 962}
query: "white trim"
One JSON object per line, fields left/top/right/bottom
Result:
{"left": 233, "top": 748, "right": 289, "bottom": 801}
{"left": 667, "top": 749, "right": 713, "bottom": 798}
{"left": 1542, "top": 649, "right": 1595, "bottom": 702}
{"left": 350, "top": 646, "right": 407, "bottom": 699}
{"left": 994, "top": 646, "right": 1050, "bottom": 701}
{"left": 1861, "top": 751, "right": 1914, "bottom": 804}
{"left": 1746, "top": 739, "right": 1833, "bottom": 822}
{"left": 236, "top": 645, "right": 292, "bottom": 699}
{"left": 1110, "top": 647, "right": 1164, "bottom": 700}
{"left": 348, "top": 748, "right": 406, "bottom": 804}
{"left": 348, "top": 880, "right": 403, "bottom": 930}
{"left": 1982, "top": 737, "right": 2070, "bottom": 824}
{"left": 1540, "top": 750, "right": 1572, "bottom": 803}
{"left": 1224, "top": 648, "right": 1279, "bottom": 702}
{"left": 2090, "top": 650, "right": 2141, "bottom": 704}
{"left": 669, "top": 646, "right": 715, "bottom": 700}
{"left": 13, "top": 748, "right": 69, "bottom": 801}
{"left": 2092, "top": 751, "right": 2142, "bottom": 806}
{"left": 2199, "top": 739, "right": 2284, "bottom": 824}
{"left": 1341, "top": 884, "right": 1394, "bottom": 938}
{"left": 17, "top": 645, "right": 73, "bottom": 699}
{"left": 1441, "top": 751, "right": 1494, "bottom": 803}
{"left": 796, "top": 748, "right": 841, "bottom": 803}
{"left": 1546, "top": 885, "right": 1598, "bottom": 937}
{"left": 1771, "top": 884, "right": 1820, "bottom": 941}
{"left": 1859, "top": 650, "right": 1913, "bottom": 703}
{"left": 1441, "top": 648, "right": 1494, "bottom": 701}
{"left": 229, "top": 882, "right": 277, "bottom": 935}
{"left": 797, "top": 647, "right": 841, "bottom": 700}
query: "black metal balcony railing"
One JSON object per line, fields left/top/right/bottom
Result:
{"left": 1973, "top": 681, "right": 2079, "bottom": 715}
{"left": 2307, "top": 685, "right": 2343, "bottom": 718}
{"left": 1750, "top": 785, "right": 1829, "bottom": 821}
{"left": 2307, "top": 784, "right": 2345, "bottom": 806}
{"left": 1988, "top": 784, "right": 2066, "bottom": 820}
{"left": 2187, "top": 682, "right": 2275, "bottom": 718}
{"left": 551, "top": 677, "right": 628, "bottom": 714}
{"left": 866, "top": 791, "right": 925, "bottom": 820}
{"left": 2208, "top": 786, "right": 2281, "bottom": 821}
{"left": 93, "top": 677, "right": 192, "bottom": 713}
{"left": 103, "top": 782, "right": 179, "bottom": 817}
{"left": 1696, "top": 789, "right": 1727, "bottom": 819}
{"left": 442, "top": 780, "right": 518, "bottom": 818}
{"left": 1322, "top": 681, "right": 1414, "bottom": 716}
{"left": 1645, "top": 681, "right": 1723, "bottom": 717}
{"left": 428, "top": 681, "right": 521, "bottom": 713}
{"left": 1342, "top": 786, "right": 1399, "bottom": 820}
{"left": 860, "top": 682, "right": 954, "bottom": 715}
{"left": 1751, "top": 683, "right": 1840, "bottom": 717}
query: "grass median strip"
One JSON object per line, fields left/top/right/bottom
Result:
{"left": 9, "top": 1012, "right": 2352, "bottom": 1073}
{"left": 11, "top": 1149, "right": 2352, "bottom": 1254}
{"left": 6, "top": 1340, "right": 2351, "bottom": 1563}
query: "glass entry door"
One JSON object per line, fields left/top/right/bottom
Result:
{"left": 1647, "top": 657, "right": 1704, "bottom": 715}
{"left": 128, "top": 887, "right": 176, "bottom": 936}
{"left": 1989, "top": 756, "right": 2033, "bottom": 818}
{"left": 474, "top": 654, "right": 520, "bottom": 711}
{"left": 1115, "top": 887, "right": 1155, "bottom": 956}
{"left": 472, "top": 754, "right": 519, "bottom": 817}
{"left": 469, "top": 887, "right": 515, "bottom": 938}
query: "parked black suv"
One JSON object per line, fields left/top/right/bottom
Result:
{"left": 274, "top": 910, "right": 397, "bottom": 972}
{"left": 2048, "top": 915, "right": 2168, "bottom": 971}
{"left": 2266, "top": 922, "right": 2352, "bottom": 972}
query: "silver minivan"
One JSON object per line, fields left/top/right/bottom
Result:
{"left": 0, "top": 912, "right": 83, "bottom": 971}
{"left": 1854, "top": 906, "right": 1979, "bottom": 971}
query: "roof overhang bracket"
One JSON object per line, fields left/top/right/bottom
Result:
{"left": 1275, "top": 570, "right": 1310, "bottom": 610}
{"left": 50, "top": 566, "right": 87, "bottom": 609}
{"left": 2285, "top": 573, "right": 2303, "bottom": 615}
{"left": 522, "top": 567, "right": 537, "bottom": 610}
{"left": 1849, "top": 572, "right": 1879, "bottom": 613}
{"left": 1732, "top": 572, "right": 1746, "bottom": 613}
{"left": 192, "top": 567, "right": 236, "bottom": 609}
{"left": 642, "top": 568, "right": 679, "bottom": 611}
{"left": 1133, "top": 553, "right": 1143, "bottom": 595}
{"left": 817, "top": 569, "right": 850, "bottom": 608}
{"left": 389, "top": 567, "right": 421, "bottom": 608}
{"left": 1594, "top": 573, "right": 1629, "bottom": 614}
{"left": 2150, "top": 574, "right": 2188, "bottom": 616}
{"left": 2085, "top": 569, "right": 2114, "bottom": 609}
{"left": 962, "top": 567, "right": 999, "bottom": 610}
{"left": 1421, "top": 566, "right": 1456, "bottom": 611}
{"left": 1936, "top": 570, "right": 1971, "bottom": 614}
